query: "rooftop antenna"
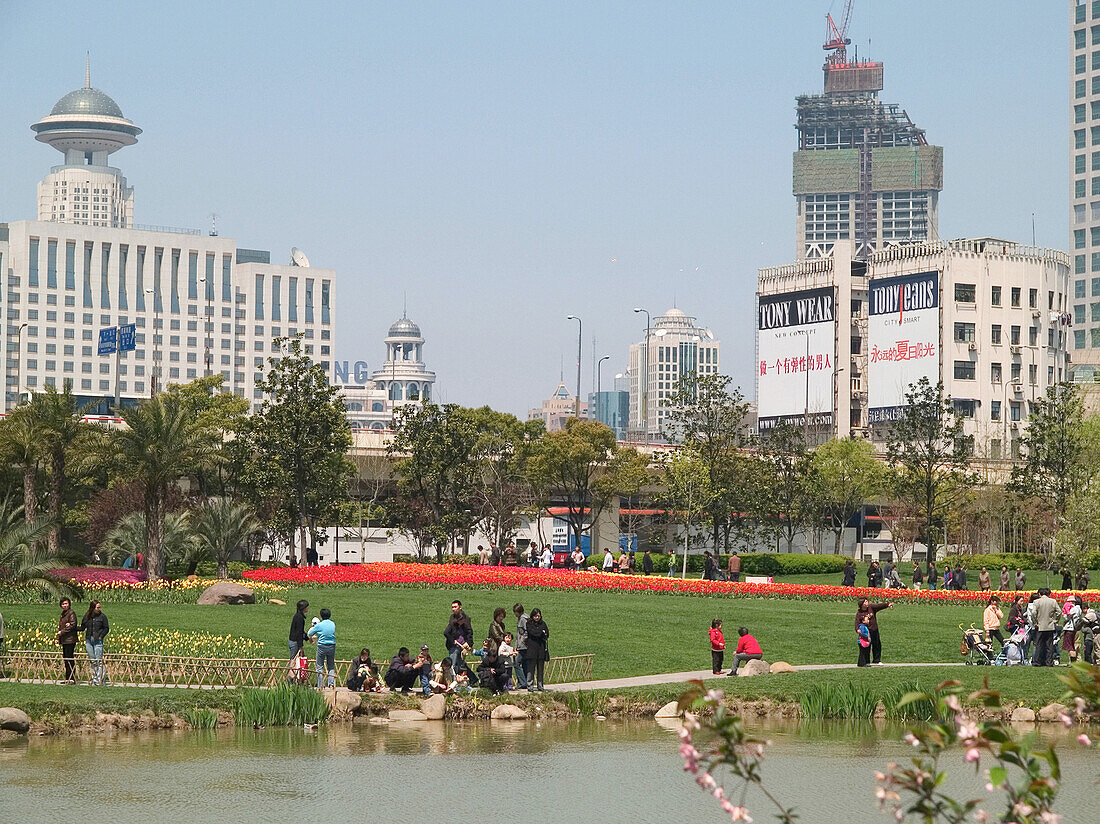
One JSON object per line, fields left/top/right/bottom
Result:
{"left": 403, "top": 291, "right": 407, "bottom": 318}
{"left": 1032, "top": 213, "right": 1036, "bottom": 246}
{"left": 209, "top": 213, "right": 218, "bottom": 237}
{"left": 85, "top": 52, "right": 91, "bottom": 89}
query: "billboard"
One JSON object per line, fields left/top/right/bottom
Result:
{"left": 868, "top": 270, "right": 940, "bottom": 424}
{"left": 757, "top": 286, "right": 835, "bottom": 429}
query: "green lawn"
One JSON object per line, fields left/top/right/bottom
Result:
{"left": 1, "top": 584, "right": 1027, "bottom": 679}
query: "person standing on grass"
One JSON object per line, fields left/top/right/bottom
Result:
{"left": 642, "top": 549, "right": 653, "bottom": 575}
{"left": 709, "top": 619, "right": 726, "bottom": 675}
{"left": 1078, "top": 569, "right": 1091, "bottom": 590}
{"left": 602, "top": 548, "right": 615, "bottom": 572}
{"left": 289, "top": 599, "right": 309, "bottom": 664}
{"left": 618, "top": 550, "right": 630, "bottom": 574}
{"left": 56, "top": 598, "right": 78, "bottom": 684}
{"left": 524, "top": 608, "right": 550, "bottom": 691}
{"left": 867, "top": 561, "right": 882, "bottom": 588}
{"left": 703, "top": 551, "right": 716, "bottom": 581}
{"left": 1032, "top": 589, "right": 1060, "bottom": 667}
{"left": 954, "top": 565, "right": 968, "bottom": 591}
{"left": 1000, "top": 566, "right": 1010, "bottom": 591}
{"left": 725, "top": 627, "right": 763, "bottom": 675}
{"left": 983, "top": 596, "right": 1005, "bottom": 647}
{"left": 842, "top": 558, "right": 855, "bottom": 587}
{"left": 856, "top": 614, "right": 873, "bottom": 667}
{"left": 307, "top": 608, "right": 336, "bottom": 688}
{"left": 489, "top": 607, "right": 507, "bottom": 652}
{"left": 1007, "top": 595, "right": 1027, "bottom": 634}
{"left": 854, "top": 598, "right": 891, "bottom": 665}
{"left": 79, "top": 600, "right": 109, "bottom": 686}
{"left": 513, "top": 603, "right": 530, "bottom": 690}
{"left": 1062, "top": 597, "right": 1083, "bottom": 663}
{"left": 728, "top": 551, "right": 741, "bottom": 583}
{"left": 911, "top": 562, "right": 923, "bottom": 591}
{"left": 978, "top": 567, "right": 991, "bottom": 591}
{"left": 1015, "top": 568, "right": 1026, "bottom": 591}
{"left": 540, "top": 544, "right": 553, "bottom": 569}
{"left": 927, "top": 560, "right": 937, "bottom": 591}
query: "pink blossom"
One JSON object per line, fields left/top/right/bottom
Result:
{"left": 944, "top": 695, "right": 962, "bottom": 712}
{"left": 729, "top": 806, "right": 752, "bottom": 822}
{"left": 965, "top": 747, "right": 981, "bottom": 763}
{"left": 706, "top": 689, "right": 724, "bottom": 703}
{"left": 904, "top": 733, "right": 920, "bottom": 747}
{"left": 1058, "top": 713, "right": 1073, "bottom": 727}
{"left": 1039, "top": 812, "right": 1062, "bottom": 824}
{"left": 1078, "top": 733, "right": 1092, "bottom": 747}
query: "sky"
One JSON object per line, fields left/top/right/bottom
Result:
{"left": 0, "top": 1, "right": 1069, "bottom": 415}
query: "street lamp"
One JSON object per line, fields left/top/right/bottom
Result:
{"left": 143, "top": 288, "right": 161, "bottom": 396}
{"left": 566, "top": 315, "right": 582, "bottom": 418}
{"left": 596, "top": 354, "right": 610, "bottom": 428}
{"left": 633, "top": 307, "right": 651, "bottom": 443}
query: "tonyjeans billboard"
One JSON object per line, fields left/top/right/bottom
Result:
{"left": 868, "top": 270, "right": 940, "bottom": 423}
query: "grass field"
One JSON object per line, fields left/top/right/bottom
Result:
{"left": 0, "top": 584, "right": 1042, "bottom": 679}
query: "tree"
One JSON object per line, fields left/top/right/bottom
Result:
{"left": 525, "top": 418, "right": 624, "bottom": 553}
{"left": 756, "top": 422, "right": 815, "bottom": 552}
{"left": 886, "top": 378, "right": 979, "bottom": 561}
{"left": 26, "top": 383, "right": 93, "bottom": 553}
{"left": 0, "top": 407, "right": 41, "bottom": 521}
{"left": 165, "top": 375, "right": 249, "bottom": 496}
{"left": 191, "top": 497, "right": 261, "bottom": 578}
{"left": 467, "top": 407, "right": 544, "bottom": 549}
{"left": 0, "top": 496, "right": 78, "bottom": 600}
{"left": 101, "top": 510, "right": 194, "bottom": 570}
{"left": 1010, "top": 382, "right": 1087, "bottom": 520}
{"left": 658, "top": 446, "right": 711, "bottom": 573}
{"left": 811, "top": 437, "right": 884, "bottom": 554}
{"left": 614, "top": 447, "right": 653, "bottom": 552}
{"left": 236, "top": 337, "right": 353, "bottom": 565}
{"left": 663, "top": 373, "right": 755, "bottom": 554}
{"left": 109, "top": 392, "right": 221, "bottom": 578}
{"left": 389, "top": 403, "right": 481, "bottom": 558}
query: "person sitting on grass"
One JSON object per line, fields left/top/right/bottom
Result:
{"left": 429, "top": 657, "right": 470, "bottom": 694}
{"left": 384, "top": 647, "right": 419, "bottom": 694}
{"left": 415, "top": 644, "right": 434, "bottom": 695}
{"left": 726, "top": 627, "right": 762, "bottom": 675}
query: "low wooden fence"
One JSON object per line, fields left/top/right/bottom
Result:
{"left": 0, "top": 650, "right": 594, "bottom": 689}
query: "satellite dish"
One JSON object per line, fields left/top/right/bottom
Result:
{"left": 290, "top": 247, "right": 311, "bottom": 267}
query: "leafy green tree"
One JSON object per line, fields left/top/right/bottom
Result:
{"left": 235, "top": 337, "right": 352, "bottom": 564}
{"left": 525, "top": 418, "right": 626, "bottom": 553}
{"left": 467, "top": 407, "right": 544, "bottom": 549}
{"left": 389, "top": 403, "right": 481, "bottom": 558}
{"left": 109, "top": 392, "right": 221, "bottom": 578}
{"left": 0, "top": 408, "right": 41, "bottom": 521}
{"left": 756, "top": 422, "right": 815, "bottom": 552}
{"left": 658, "top": 446, "right": 711, "bottom": 573}
{"left": 812, "top": 437, "right": 884, "bottom": 555}
{"left": 663, "top": 373, "right": 755, "bottom": 554}
{"left": 101, "top": 510, "right": 194, "bottom": 570}
{"left": 165, "top": 375, "right": 249, "bottom": 496}
{"left": 886, "top": 378, "right": 978, "bottom": 561}
{"left": 191, "top": 497, "right": 261, "bottom": 578}
{"left": 1010, "top": 382, "right": 1086, "bottom": 519}
{"left": 26, "top": 383, "right": 94, "bottom": 553}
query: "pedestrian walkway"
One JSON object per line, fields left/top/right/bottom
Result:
{"left": 544, "top": 662, "right": 966, "bottom": 693}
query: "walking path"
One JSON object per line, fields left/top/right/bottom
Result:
{"left": 545, "top": 662, "right": 966, "bottom": 693}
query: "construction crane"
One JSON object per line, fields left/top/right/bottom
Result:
{"left": 823, "top": 0, "right": 855, "bottom": 65}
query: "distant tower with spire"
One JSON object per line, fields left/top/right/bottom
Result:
{"left": 30, "top": 56, "right": 141, "bottom": 227}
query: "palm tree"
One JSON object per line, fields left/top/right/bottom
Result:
{"left": 102, "top": 510, "right": 194, "bottom": 569}
{"left": 0, "top": 496, "right": 79, "bottom": 600}
{"left": 191, "top": 497, "right": 260, "bottom": 578}
{"left": 26, "top": 384, "right": 93, "bottom": 553}
{"left": 0, "top": 408, "right": 40, "bottom": 520}
{"left": 110, "top": 393, "right": 221, "bottom": 579}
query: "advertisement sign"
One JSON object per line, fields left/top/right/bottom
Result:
{"left": 757, "top": 286, "right": 835, "bottom": 429}
{"left": 868, "top": 270, "right": 940, "bottom": 424}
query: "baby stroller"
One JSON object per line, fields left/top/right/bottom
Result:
{"left": 961, "top": 625, "right": 996, "bottom": 666}
{"left": 994, "top": 625, "right": 1029, "bottom": 666}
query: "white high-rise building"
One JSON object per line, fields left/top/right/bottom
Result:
{"left": 0, "top": 68, "right": 336, "bottom": 413}
{"left": 627, "top": 308, "right": 720, "bottom": 440}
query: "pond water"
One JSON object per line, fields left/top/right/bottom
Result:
{"left": 0, "top": 719, "right": 1094, "bottom": 823}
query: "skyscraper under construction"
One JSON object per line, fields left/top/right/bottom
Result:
{"left": 793, "top": 5, "right": 943, "bottom": 260}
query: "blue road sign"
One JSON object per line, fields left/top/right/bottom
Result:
{"left": 98, "top": 327, "right": 118, "bottom": 356}
{"left": 119, "top": 323, "right": 136, "bottom": 352}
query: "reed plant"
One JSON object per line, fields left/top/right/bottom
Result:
{"left": 183, "top": 707, "right": 218, "bottom": 729}
{"left": 234, "top": 683, "right": 331, "bottom": 727}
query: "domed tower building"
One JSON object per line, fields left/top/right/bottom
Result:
{"left": 370, "top": 313, "right": 436, "bottom": 412}
{"left": 31, "top": 58, "right": 141, "bottom": 228}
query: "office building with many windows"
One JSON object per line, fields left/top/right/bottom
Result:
{"left": 0, "top": 70, "right": 335, "bottom": 413}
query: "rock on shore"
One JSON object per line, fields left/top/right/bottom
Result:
{"left": 196, "top": 582, "right": 255, "bottom": 605}
{"left": 0, "top": 708, "right": 32, "bottom": 735}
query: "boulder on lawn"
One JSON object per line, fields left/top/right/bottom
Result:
{"left": 736, "top": 659, "right": 771, "bottom": 677}
{"left": 196, "top": 582, "right": 255, "bottom": 606}
{"left": 389, "top": 709, "right": 428, "bottom": 722}
{"left": 1037, "top": 702, "right": 1069, "bottom": 723}
{"left": 421, "top": 694, "right": 446, "bottom": 720}
{"left": 0, "top": 707, "right": 31, "bottom": 735}
{"left": 1010, "top": 707, "right": 1036, "bottom": 723}
{"left": 654, "top": 701, "right": 683, "bottom": 719}
{"left": 769, "top": 662, "right": 795, "bottom": 674}
{"left": 323, "top": 688, "right": 362, "bottom": 715}
{"left": 269, "top": 598, "right": 286, "bottom": 606}
{"left": 490, "top": 704, "right": 529, "bottom": 720}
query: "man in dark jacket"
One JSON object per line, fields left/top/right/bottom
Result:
{"left": 867, "top": 562, "right": 882, "bottom": 588}
{"left": 476, "top": 648, "right": 509, "bottom": 694}
{"left": 854, "top": 599, "right": 892, "bottom": 665}
{"left": 641, "top": 550, "right": 653, "bottom": 575}
{"left": 841, "top": 559, "right": 856, "bottom": 587}
{"left": 384, "top": 647, "right": 418, "bottom": 693}
{"left": 953, "top": 565, "right": 968, "bottom": 591}
{"left": 444, "top": 600, "right": 474, "bottom": 665}
{"left": 911, "top": 563, "right": 923, "bottom": 590}
{"left": 346, "top": 649, "right": 377, "bottom": 692}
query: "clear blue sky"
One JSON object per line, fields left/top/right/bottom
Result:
{"left": 0, "top": 1, "right": 1068, "bottom": 415}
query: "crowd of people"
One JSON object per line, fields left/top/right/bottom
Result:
{"left": 471, "top": 543, "right": 743, "bottom": 581}
{"left": 845, "top": 559, "right": 1051, "bottom": 593}
{"left": 288, "top": 598, "right": 552, "bottom": 695}
{"left": 979, "top": 590, "right": 1099, "bottom": 666}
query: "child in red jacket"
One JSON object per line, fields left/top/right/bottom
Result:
{"left": 709, "top": 619, "right": 725, "bottom": 675}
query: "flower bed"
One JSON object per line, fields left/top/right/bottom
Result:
{"left": 0, "top": 576, "right": 288, "bottom": 605}
{"left": 242, "top": 562, "right": 1100, "bottom": 604}
{"left": 52, "top": 567, "right": 148, "bottom": 585}
{"left": 7, "top": 622, "right": 266, "bottom": 658}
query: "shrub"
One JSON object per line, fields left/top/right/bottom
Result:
{"left": 183, "top": 708, "right": 219, "bottom": 729}
{"left": 941, "top": 553, "right": 1044, "bottom": 572}
{"left": 739, "top": 554, "right": 849, "bottom": 576}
